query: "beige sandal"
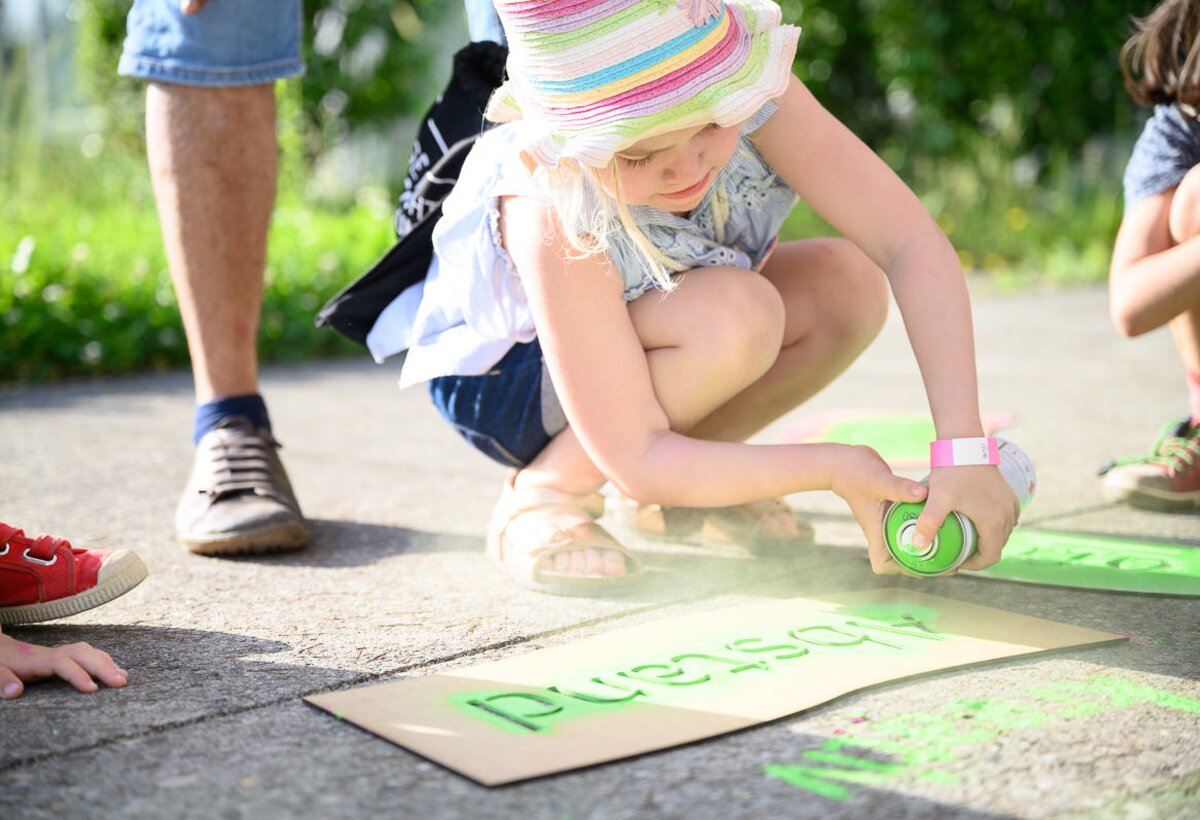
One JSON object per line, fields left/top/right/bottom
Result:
{"left": 607, "top": 495, "right": 814, "bottom": 557}
{"left": 486, "top": 476, "right": 646, "bottom": 596}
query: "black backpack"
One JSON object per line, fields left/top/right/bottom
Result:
{"left": 315, "top": 41, "right": 508, "bottom": 347}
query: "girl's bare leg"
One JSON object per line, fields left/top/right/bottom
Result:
{"left": 1168, "top": 167, "right": 1200, "bottom": 386}
{"left": 515, "top": 266, "right": 787, "bottom": 575}
{"left": 689, "top": 238, "right": 889, "bottom": 442}
{"left": 517, "top": 241, "right": 886, "bottom": 574}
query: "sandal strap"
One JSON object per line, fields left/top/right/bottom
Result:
{"left": 490, "top": 482, "right": 642, "bottom": 580}
{"left": 508, "top": 520, "right": 644, "bottom": 582}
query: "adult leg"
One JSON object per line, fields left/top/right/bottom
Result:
{"left": 121, "top": 0, "right": 308, "bottom": 553}
{"left": 146, "top": 84, "right": 275, "bottom": 403}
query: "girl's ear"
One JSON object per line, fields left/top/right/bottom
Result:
{"left": 518, "top": 150, "right": 537, "bottom": 173}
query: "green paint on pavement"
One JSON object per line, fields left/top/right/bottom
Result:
{"left": 980, "top": 528, "right": 1200, "bottom": 595}
{"left": 818, "top": 415, "right": 938, "bottom": 465}
{"left": 765, "top": 676, "right": 1200, "bottom": 801}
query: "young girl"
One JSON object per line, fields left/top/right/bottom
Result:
{"left": 369, "top": 0, "right": 1018, "bottom": 594}
{"left": 1101, "top": 0, "right": 1200, "bottom": 511}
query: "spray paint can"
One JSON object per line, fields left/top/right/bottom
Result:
{"left": 883, "top": 438, "right": 1036, "bottom": 576}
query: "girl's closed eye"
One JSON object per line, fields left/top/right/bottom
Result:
{"left": 619, "top": 124, "right": 721, "bottom": 167}
{"left": 619, "top": 153, "right": 654, "bottom": 168}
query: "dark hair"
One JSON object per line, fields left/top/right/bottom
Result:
{"left": 1121, "top": 0, "right": 1200, "bottom": 109}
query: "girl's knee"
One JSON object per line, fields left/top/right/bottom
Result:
{"left": 688, "top": 267, "right": 785, "bottom": 371}
{"left": 1169, "top": 164, "right": 1200, "bottom": 242}
{"left": 715, "top": 268, "right": 786, "bottom": 357}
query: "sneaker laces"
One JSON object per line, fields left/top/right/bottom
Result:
{"left": 0, "top": 523, "right": 68, "bottom": 562}
{"left": 199, "top": 421, "right": 289, "bottom": 503}
{"left": 1153, "top": 423, "right": 1200, "bottom": 476}
{"left": 1100, "top": 417, "right": 1200, "bottom": 477}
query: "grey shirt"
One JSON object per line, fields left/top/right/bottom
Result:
{"left": 1124, "top": 104, "right": 1200, "bottom": 212}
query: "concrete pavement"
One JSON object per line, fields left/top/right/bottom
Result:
{"left": 1, "top": 285, "right": 1197, "bottom": 819}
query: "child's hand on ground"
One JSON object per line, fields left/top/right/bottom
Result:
{"left": 830, "top": 445, "right": 928, "bottom": 575}
{"left": 915, "top": 465, "right": 1020, "bottom": 571}
{"left": 0, "top": 632, "right": 128, "bottom": 700}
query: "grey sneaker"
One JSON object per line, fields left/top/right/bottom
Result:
{"left": 176, "top": 417, "right": 310, "bottom": 555}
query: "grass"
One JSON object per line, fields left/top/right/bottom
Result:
{"left": 1, "top": 140, "right": 395, "bottom": 383}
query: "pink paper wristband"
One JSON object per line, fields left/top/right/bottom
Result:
{"left": 930, "top": 437, "right": 1000, "bottom": 467}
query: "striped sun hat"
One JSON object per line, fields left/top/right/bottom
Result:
{"left": 486, "top": 0, "right": 801, "bottom": 168}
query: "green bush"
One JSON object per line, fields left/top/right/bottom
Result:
{"left": 1, "top": 145, "right": 393, "bottom": 382}
{"left": 785, "top": 0, "right": 1151, "bottom": 167}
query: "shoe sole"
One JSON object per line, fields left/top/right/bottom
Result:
{"left": 1102, "top": 481, "right": 1200, "bottom": 512}
{"left": 181, "top": 521, "right": 310, "bottom": 556}
{"left": 0, "top": 551, "right": 150, "bottom": 625}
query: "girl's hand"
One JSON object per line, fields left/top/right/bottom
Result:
{"left": 0, "top": 633, "right": 128, "bottom": 700}
{"left": 830, "top": 446, "right": 929, "bottom": 575}
{"left": 913, "top": 465, "right": 1020, "bottom": 572}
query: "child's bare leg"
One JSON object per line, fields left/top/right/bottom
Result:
{"left": 690, "top": 238, "right": 888, "bottom": 442}
{"left": 1168, "top": 166, "right": 1200, "bottom": 393}
{"left": 514, "top": 267, "right": 788, "bottom": 575}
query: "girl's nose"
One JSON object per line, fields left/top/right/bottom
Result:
{"left": 663, "top": 143, "right": 705, "bottom": 184}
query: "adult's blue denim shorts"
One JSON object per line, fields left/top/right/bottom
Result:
{"left": 118, "top": 0, "right": 305, "bottom": 87}
{"left": 429, "top": 340, "right": 567, "bottom": 469}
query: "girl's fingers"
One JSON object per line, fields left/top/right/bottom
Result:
{"left": 853, "top": 501, "right": 901, "bottom": 575}
{"left": 890, "top": 478, "right": 928, "bottom": 504}
{"left": 52, "top": 655, "right": 99, "bottom": 693}
{"left": 72, "top": 647, "right": 128, "bottom": 689}
{"left": 913, "top": 499, "right": 952, "bottom": 556}
{"left": 0, "top": 666, "right": 25, "bottom": 700}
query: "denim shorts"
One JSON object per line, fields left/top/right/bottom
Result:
{"left": 118, "top": 0, "right": 305, "bottom": 87}
{"left": 429, "top": 340, "right": 567, "bottom": 469}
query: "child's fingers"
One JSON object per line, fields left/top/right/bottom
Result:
{"left": 888, "top": 477, "right": 928, "bottom": 504}
{"left": 851, "top": 500, "right": 902, "bottom": 575}
{"left": 51, "top": 646, "right": 103, "bottom": 693}
{"left": 959, "top": 510, "right": 1017, "bottom": 571}
{"left": 73, "top": 648, "right": 129, "bottom": 689}
{"left": 913, "top": 499, "right": 952, "bottom": 556}
{"left": 0, "top": 666, "right": 25, "bottom": 700}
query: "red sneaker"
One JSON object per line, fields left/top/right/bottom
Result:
{"left": 0, "top": 523, "right": 148, "bottom": 625}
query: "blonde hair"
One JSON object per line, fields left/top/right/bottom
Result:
{"left": 535, "top": 158, "right": 686, "bottom": 292}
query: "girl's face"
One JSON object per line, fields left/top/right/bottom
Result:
{"left": 609, "top": 121, "right": 742, "bottom": 213}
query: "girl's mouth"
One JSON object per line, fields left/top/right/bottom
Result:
{"left": 660, "top": 169, "right": 713, "bottom": 200}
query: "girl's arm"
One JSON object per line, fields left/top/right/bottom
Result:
{"left": 751, "top": 77, "right": 1018, "bottom": 568}
{"left": 501, "top": 194, "right": 924, "bottom": 571}
{"left": 1109, "top": 189, "right": 1200, "bottom": 336}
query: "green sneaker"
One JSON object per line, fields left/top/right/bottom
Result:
{"left": 1099, "top": 416, "right": 1200, "bottom": 512}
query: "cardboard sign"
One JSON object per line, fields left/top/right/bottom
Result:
{"left": 980, "top": 528, "right": 1200, "bottom": 595}
{"left": 305, "top": 589, "right": 1120, "bottom": 786}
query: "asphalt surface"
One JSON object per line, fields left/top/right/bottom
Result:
{"left": 1, "top": 285, "right": 1197, "bottom": 819}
